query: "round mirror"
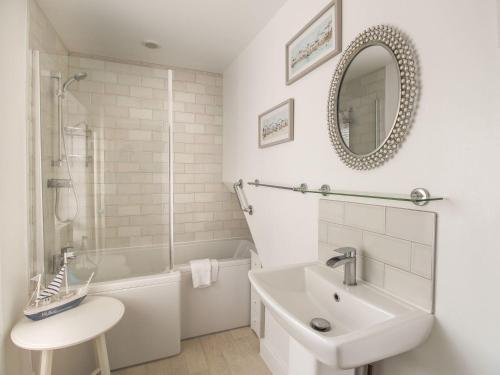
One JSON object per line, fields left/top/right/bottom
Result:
{"left": 327, "top": 26, "right": 418, "bottom": 170}
{"left": 337, "top": 45, "right": 400, "bottom": 155}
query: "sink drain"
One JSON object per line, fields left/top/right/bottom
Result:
{"left": 310, "top": 318, "right": 331, "bottom": 332}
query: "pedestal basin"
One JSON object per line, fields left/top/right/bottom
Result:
{"left": 249, "top": 262, "right": 433, "bottom": 369}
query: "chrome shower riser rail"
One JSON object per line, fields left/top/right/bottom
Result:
{"left": 248, "top": 179, "right": 443, "bottom": 206}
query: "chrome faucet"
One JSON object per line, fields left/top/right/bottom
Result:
{"left": 61, "top": 245, "right": 73, "bottom": 255}
{"left": 326, "top": 247, "right": 357, "bottom": 286}
{"left": 51, "top": 246, "right": 75, "bottom": 273}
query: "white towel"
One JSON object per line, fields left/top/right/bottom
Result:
{"left": 210, "top": 259, "right": 219, "bottom": 283}
{"left": 190, "top": 259, "right": 219, "bottom": 288}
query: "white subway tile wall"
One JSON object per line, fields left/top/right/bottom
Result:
{"left": 318, "top": 199, "right": 436, "bottom": 311}
{"left": 67, "top": 56, "right": 249, "bottom": 248}
{"left": 28, "top": 0, "right": 249, "bottom": 268}
{"left": 339, "top": 68, "right": 386, "bottom": 155}
{"left": 29, "top": 0, "right": 74, "bottom": 272}
{"left": 345, "top": 202, "right": 385, "bottom": 233}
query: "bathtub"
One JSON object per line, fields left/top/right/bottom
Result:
{"left": 62, "top": 238, "right": 253, "bottom": 372}
{"left": 174, "top": 239, "right": 253, "bottom": 339}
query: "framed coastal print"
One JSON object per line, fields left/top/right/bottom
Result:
{"left": 258, "top": 99, "right": 294, "bottom": 148}
{"left": 286, "top": 0, "right": 342, "bottom": 85}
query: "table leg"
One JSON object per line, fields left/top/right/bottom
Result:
{"left": 94, "top": 334, "right": 111, "bottom": 375}
{"left": 40, "top": 350, "right": 53, "bottom": 375}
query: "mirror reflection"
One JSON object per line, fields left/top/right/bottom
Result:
{"left": 337, "top": 45, "right": 400, "bottom": 155}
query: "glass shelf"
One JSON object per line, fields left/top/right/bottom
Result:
{"left": 247, "top": 180, "right": 443, "bottom": 206}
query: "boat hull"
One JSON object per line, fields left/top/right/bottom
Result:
{"left": 25, "top": 295, "right": 87, "bottom": 321}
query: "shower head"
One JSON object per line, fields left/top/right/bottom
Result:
{"left": 61, "top": 72, "right": 87, "bottom": 94}
{"left": 74, "top": 72, "right": 88, "bottom": 81}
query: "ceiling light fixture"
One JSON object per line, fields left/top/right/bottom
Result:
{"left": 142, "top": 40, "right": 161, "bottom": 49}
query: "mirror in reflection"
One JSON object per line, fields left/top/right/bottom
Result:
{"left": 337, "top": 45, "right": 400, "bottom": 155}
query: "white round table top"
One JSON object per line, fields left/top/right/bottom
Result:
{"left": 11, "top": 296, "right": 124, "bottom": 351}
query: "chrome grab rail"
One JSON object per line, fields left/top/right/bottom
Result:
{"left": 233, "top": 179, "right": 253, "bottom": 215}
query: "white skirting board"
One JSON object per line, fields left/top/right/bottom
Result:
{"left": 260, "top": 338, "right": 288, "bottom": 375}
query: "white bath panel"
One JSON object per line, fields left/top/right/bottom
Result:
{"left": 179, "top": 261, "right": 251, "bottom": 339}
{"left": 47, "top": 239, "right": 254, "bottom": 374}
{"left": 99, "top": 276, "right": 181, "bottom": 370}
{"left": 176, "top": 239, "right": 253, "bottom": 339}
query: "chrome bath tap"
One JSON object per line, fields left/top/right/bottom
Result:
{"left": 326, "top": 247, "right": 357, "bottom": 286}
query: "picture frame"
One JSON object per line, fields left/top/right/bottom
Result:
{"left": 286, "top": 0, "right": 342, "bottom": 85}
{"left": 258, "top": 99, "right": 294, "bottom": 148}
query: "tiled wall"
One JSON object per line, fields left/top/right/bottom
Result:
{"left": 67, "top": 56, "right": 171, "bottom": 250}
{"left": 340, "top": 68, "right": 386, "bottom": 154}
{"left": 318, "top": 199, "right": 436, "bottom": 311}
{"left": 172, "top": 71, "right": 249, "bottom": 242}
{"left": 28, "top": 0, "right": 70, "bottom": 275}
{"left": 28, "top": 0, "right": 250, "bottom": 272}
{"left": 67, "top": 56, "right": 250, "bottom": 248}
{"left": 30, "top": 0, "right": 92, "bottom": 268}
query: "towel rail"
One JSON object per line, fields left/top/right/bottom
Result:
{"left": 248, "top": 179, "right": 443, "bottom": 206}
{"left": 233, "top": 179, "right": 253, "bottom": 215}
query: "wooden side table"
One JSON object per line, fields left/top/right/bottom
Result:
{"left": 11, "top": 296, "right": 124, "bottom": 375}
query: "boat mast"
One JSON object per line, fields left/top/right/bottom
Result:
{"left": 35, "top": 274, "right": 41, "bottom": 298}
{"left": 64, "top": 252, "right": 70, "bottom": 293}
{"left": 32, "top": 274, "right": 42, "bottom": 307}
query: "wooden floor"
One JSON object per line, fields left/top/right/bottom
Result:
{"left": 112, "top": 327, "right": 272, "bottom": 375}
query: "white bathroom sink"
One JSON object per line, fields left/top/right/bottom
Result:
{"left": 248, "top": 262, "right": 433, "bottom": 369}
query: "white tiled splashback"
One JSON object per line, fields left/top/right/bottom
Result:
{"left": 318, "top": 200, "right": 436, "bottom": 312}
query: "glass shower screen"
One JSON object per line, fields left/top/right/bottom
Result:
{"left": 34, "top": 51, "right": 173, "bottom": 284}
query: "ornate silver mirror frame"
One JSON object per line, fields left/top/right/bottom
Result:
{"left": 327, "top": 25, "right": 419, "bottom": 170}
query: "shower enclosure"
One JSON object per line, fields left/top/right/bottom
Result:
{"left": 32, "top": 51, "right": 174, "bottom": 283}
{"left": 29, "top": 50, "right": 252, "bottom": 372}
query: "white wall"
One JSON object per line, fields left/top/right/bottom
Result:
{"left": 0, "top": 0, "right": 31, "bottom": 374}
{"left": 223, "top": 0, "right": 500, "bottom": 374}
{"left": 497, "top": 0, "right": 500, "bottom": 47}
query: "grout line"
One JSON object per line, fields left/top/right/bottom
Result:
{"left": 319, "top": 234, "right": 432, "bottom": 281}
{"left": 325, "top": 221, "right": 434, "bottom": 247}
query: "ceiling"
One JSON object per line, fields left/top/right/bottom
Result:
{"left": 344, "top": 46, "right": 396, "bottom": 81}
{"left": 37, "top": 0, "right": 287, "bottom": 72}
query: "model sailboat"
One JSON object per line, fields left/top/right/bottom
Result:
{"left": 24, "top": 252, "right": 94, "bottom": 321}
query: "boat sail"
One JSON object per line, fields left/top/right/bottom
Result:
{"left": 36, "top": 265, "right": 66, "bottom": 301}
{"left": 24, "top": 252, "right": 94, "bottom": 321}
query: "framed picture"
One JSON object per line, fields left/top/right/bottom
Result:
{"left": 286, "top": 0, "right": 342, "bottom": 85}
{"left": 258, "top": 99, "right": 294, "bottom": 148}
